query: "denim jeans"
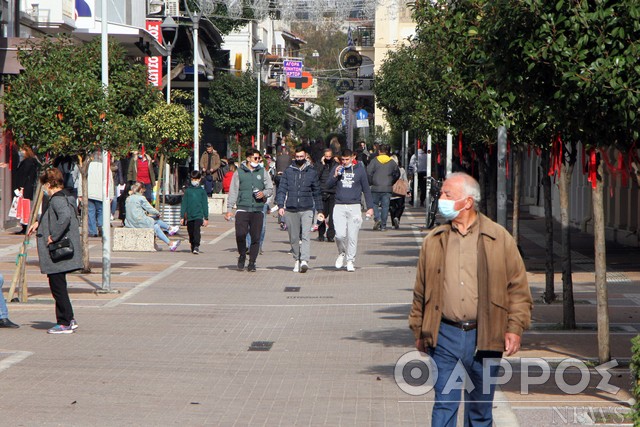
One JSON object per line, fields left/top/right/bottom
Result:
{"left": 0, "top": 274, "right": 8, "bottom": 319}
{"left": 371, "top": 192, "right": 391, "bottom": 229}
{"left": 430, "top": 322, "right": 502, "bottom": 427}
{"left": 154, "top": 219, "right": 171, "bottom": 245}
{"left": 88, "top": 198, "right": 103, "bottom": 236}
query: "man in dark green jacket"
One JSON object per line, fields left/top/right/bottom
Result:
{"left": 180, "top": 171, "right": 209, "bottom": 254}
{"left": 225, "top": 149, "right": 274, "bottom": 272}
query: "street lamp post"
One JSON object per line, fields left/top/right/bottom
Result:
{"left": 252, "top": 40, "right": 267, "bottom": 152}
{"left": 161, "top": 16, "right": 179, "bottom": 105}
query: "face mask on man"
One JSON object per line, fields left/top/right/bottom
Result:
{"left": 438, "top": 198, "right": 465, "bottom": 221}
{"left": 191, "top": 180, "right": 200, "bottom": 187}
{"left": 250, "top": 161, "right": 260, "bottom": 168}
{"left": 295, "top": 159, "right": 305, "bottom": 166}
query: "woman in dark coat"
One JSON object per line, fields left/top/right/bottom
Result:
{"left": 28, "top": 168, "right": 82, "bottom": 334}
{"left": 13, "top": 145, "right": 39, "bottom": 234}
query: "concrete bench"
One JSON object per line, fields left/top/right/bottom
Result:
{"left": 208, "top": 194, "right": 228, "bottom": 215}
{"left": 112, "top": 227, "right": 156, "bottom": 252}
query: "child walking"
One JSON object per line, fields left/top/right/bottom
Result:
{"left": 180, "top": 171, "right": 209, "bottom": 254}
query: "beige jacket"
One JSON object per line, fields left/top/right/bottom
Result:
{"left": 409, "top": 213, "right": 532, "bottom": 352}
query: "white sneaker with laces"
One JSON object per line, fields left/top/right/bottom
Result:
{"left": 170, "top": 240, "right": 181, "bottom": 252}
{"left": 300, "top": 261, "right": 309, "bottom": 273}
{"left": 335, "top": 253, "right": 345, "bottom": 269}
{"left": 168, "top": 226, "right": 180, "bottom": 236}
{"left": 293, "top": 260, "right": 300, "bottom": 273}
{"left": 346, "top": 261, "right": 355, "bottom": 272}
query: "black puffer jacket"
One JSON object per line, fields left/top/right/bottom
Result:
{"left": 275, "top": 161, "right": 323, "bottom": 213}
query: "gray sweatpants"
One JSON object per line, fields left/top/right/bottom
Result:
{"left": 284, "top": 210, "right": 314, "bottom": 261}
{"left": 332, "top": 204, "right": 363, "bottom": 263}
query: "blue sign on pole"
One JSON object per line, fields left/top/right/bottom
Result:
{"left": 356, "top": 109, "right": 369, "bottom": 120}
{"left": 283, "top": 60, "right": 303, "bottom": 77}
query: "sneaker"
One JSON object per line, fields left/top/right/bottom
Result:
{"left": 392, "top": 218, "right": 400, "bottom": 229}
{"left": 237, "top": 255, "right": 246, "bottom": 271}
{"left": 373, "top": 220, "right": 381, "bottom": 231}
{"left": 380, "top": 227, "right": 388, "bottom": 232}
{"left": 293, "top": 260, "right": 300, "bottom": 273}
{"left": 327, "top": 237, "right": 334, "bottom": 242}
{"left": 346, "top": 261, "right": 355, "bottom": 272}
{"left": 192, "top": 246, "right": 199, "bottom": 254}
{"left": 47, "top": 324, "right": 74, "bottom": 334}
{"left": 168, "top": 226, "right": 180, "bottom": 236}
{"left": 70, "top": 319, "right": 79, "bottom": 330}
{"left": 300, "top": 261, "right": 309, "bottom": 273}
{"left": 335, "top": 253, "right": 345, "bottom": 269}
{"left": 247, "top": 263, "right": 256, "bottom": 272}
{"left": 170, "top": 240, "right": 181, "bottom": 252}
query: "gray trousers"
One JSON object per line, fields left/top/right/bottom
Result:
{"left": 284, "top": 210, "right": 314, "bottom": 261}
{"left": 332, "top": 204, "right": 363, "bottom": 263}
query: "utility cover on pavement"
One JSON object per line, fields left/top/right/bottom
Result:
{"left": 248, "top": 341, "right": 274, "bottom": 351}
{"left": 284, "top": 286, "right": 301, "bottom": 292}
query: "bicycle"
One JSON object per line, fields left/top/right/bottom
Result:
{"left": 425, "top": 177, "right": 442, "bottom": 229}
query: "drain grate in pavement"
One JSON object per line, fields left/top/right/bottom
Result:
{"left": 286, "top": 296, "right": 334, "bottom": 299}
{"left": 284, "top": 286, "right": 301, "bottom": 292}
{"left": 248, "top": 341, "right": 274, "bottom": 351}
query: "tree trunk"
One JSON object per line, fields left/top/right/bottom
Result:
{"left": 592, "top": 159, "right": 609, "bottom": 363}
{"left": 560, "top": 142, "right": 576, "bottom": 329}
{"left": 8, "top": 181, "right": 43, "bottom": 302}
{"left": 512, "top": 149, "right": 521, "bottom": 246}
{"left": 487, "top": 150, "right": 498, "bottom": 220}
{"left": 154, "top": 154, "right": 166, "bottom": 209}
{"left": 477, "top": 153, "right": 488, "bottom": 215}
{"left": 541, "top": 149, "right": 556, "bottom": 304}
{"left": 80, "top": 157, "right": 91, "bottom": 273}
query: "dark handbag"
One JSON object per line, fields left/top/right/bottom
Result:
{"left": 49, "top": 236, "right": 74, "bottom": 262}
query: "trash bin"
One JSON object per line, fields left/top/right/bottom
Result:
{"left": 159, "top": 194, "right": 183, "bottom": 226}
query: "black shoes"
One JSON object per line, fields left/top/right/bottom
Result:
{"left": 317, "top": 235, "right": 325, "bottom": 242}
{"left": 247, "top": 263, "right": 256, "bottom": 272}
{"left": 392, "top": 218, "right": 400, "bottom": 229}
{"left": 192, "top": 246, "right": 199, "bottom": 254}
{"left": 0, "top": 318, "right": 19, "bottom": 328}
{"left": 237, "top": 255, "right": 246, "bottom": 271}
{"left": 327, "top": 237, "right": 335, "bottom": 242}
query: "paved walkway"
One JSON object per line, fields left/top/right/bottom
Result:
{"left": 0, "top": 206, "right": 638, "bottom": 426}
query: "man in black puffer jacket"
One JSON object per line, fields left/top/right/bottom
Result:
{"left": 276, "top": 145, "right": 324, "bottom": 273}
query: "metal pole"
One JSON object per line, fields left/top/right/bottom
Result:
{"left": 193, "top": 15, "right": 200, "bottom": 171}
{"left": 100, "top": 0, "right": 112, "bottom": 292}
{"left": 446, "top": 131, "right": 453, "bottom": 175}
{"left": 166, "top": 48, "right": 172, "bottom": 104}
{"left": 256, "top": 62, "right": 261, "bottom": 153}
{"left": 425, "top": 134, "right": 432, "bottom": 226}
{"left": 497, "top": 126, "right": 508, "bottom": 227}
{"left": 413, "top": 137, "right": 419, "bottom": 208}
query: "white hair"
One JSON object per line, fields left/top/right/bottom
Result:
{"left": 445, "top": 172, "right": 481, "bottom": 209}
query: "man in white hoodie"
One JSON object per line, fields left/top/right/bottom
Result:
{"left": 78, "top": 151, "right": 113, "bottom": 237}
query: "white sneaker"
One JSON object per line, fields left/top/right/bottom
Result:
{"left": 335, "top": 253, "right": 345, "bottom": 269}
{"left": 170, "top": 240, "right": 181, "bottom": 252}
{"left": 346, "top": 261, "right": 355, "bottom": 272}
{"left": 300, "top": 261, "right": 308, "bottom": 273}
{"left": 168, "top": 226, "right": 180, "bottom": 236}
{"left": 293, "top": 260, "right": 300, "bottom": 273}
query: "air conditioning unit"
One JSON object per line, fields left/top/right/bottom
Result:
{"left": 166, "top": 0, "right": 180, "bottom": 16}
{"left": 147, "top": 0, "right": 164, "bottom": 16}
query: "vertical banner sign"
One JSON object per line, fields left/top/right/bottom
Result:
{"left": 145, "top": 20, "right": 162, "bottom": 87}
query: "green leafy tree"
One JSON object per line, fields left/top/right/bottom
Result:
{"left": 3, "top": 35, "right": 162, "bottom": 272}
{"left": 205, "top": 71, "right": 288, "bottom": 148}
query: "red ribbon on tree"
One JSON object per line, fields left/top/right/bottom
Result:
{"left": 548, "top": 133, "right": 562, "bottom": 179}
{"left": 436, "top": 144, "right": 441, "bottom": 164}
{"left": 458, "top": 131, "right": 463, "bottom": 165}
{"left": 7, "top": 129, "right": 13, "bottom": 170}
{"left": 417, "top": 139, "right": 421, "bottom": 150}
{"left": 587, "top": 148, "right": 597, "bottom": 189}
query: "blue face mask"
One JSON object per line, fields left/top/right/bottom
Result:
{"left": 438, "top": 198, "right": 463, "bottom": 221}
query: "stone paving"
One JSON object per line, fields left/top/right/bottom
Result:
{"left": 0, "top": 206, "right": 638, "bottom": 426}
